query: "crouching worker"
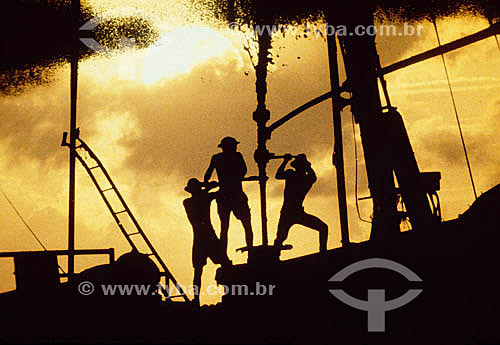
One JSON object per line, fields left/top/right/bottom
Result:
{"left": 183, "top": 178, "right": 231, "bottom": 306}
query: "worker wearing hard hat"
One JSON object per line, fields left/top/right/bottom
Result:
{"left": 204, "top": 137, "right": 254, "bottom": 255}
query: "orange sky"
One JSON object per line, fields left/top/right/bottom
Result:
{"left": 0, "top": 5, "right": 499, "bottom": 305}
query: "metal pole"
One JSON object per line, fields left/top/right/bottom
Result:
{"left": 252, "top": 27, "right": 272, "bottom": 247}
{"left": 68, "top": 0, "right": 80, "bottom": 280}
{"left": 326, "top": 30, "right": 350, "bottom": 246}
{"left": 257, "top": 145, "right": 268, "bottom": 246}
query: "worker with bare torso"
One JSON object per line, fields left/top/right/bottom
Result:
{"left": 204, "top": 137, "right": 253, "bottom": 254}
{"left": 274, "top": 154, "right": 328, "bottom": 253}
{"left": 183, "top": 178, "right": 231, "bottom": 306}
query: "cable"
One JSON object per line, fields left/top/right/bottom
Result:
{"left": 1, "top": 187, "right": 47, "bottom": 250}
{"left": 339, "top": 36, "right": 372, "bottom": 224}
{"left": 432, "top": 18, "right": 478, "bottom": 200}
{"left": 351, "top": 113, "right": 372, "bottom": 224}
{"left": 1, "top": 186, "right": 66, "bottom": 274}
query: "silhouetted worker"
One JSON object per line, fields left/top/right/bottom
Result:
{"left": 274, "top": 154, "right": 328, "bottom": 253}
{"left": 183, "top": 178, "right": 231, "bottom": 306}
{"left": 204, "top": 137, "right": 253, "bottom": 254}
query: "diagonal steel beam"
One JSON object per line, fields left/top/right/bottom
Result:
{"left": 380, "top": 22, "right": 500, "bottom": 75}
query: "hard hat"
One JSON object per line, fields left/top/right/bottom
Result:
{"left": 218, "top": 136, "right": 240, "bottom": 148}
{"left": 291, "top": 154, "right": 310, "bottom": 168}
{"left": 185, "top": 178, "right": 202, "bottom": 193}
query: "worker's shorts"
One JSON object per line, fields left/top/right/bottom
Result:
{"left": 216, "top": 191, "right": 251, "bottom": 221}
{"left": 192, "top": 235, "right": 228, "bottom": 268}
{"left": 276, "top": 206, "right": 327, "bottom": 241}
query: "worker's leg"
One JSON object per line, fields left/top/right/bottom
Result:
{"left": 274, "top": 213, "right": 293, "bottom": 248}
{"left": 240, "top": 216, "right": 253, "bottom": 249}
{"left": 210, "top": 235, "right": 233, "bottom": 267}
{"left": 193, "top": 266, "right": 203, "bottom": 306}
{"left": 217, "top": 199, "right": 231, "bottom": 254}
{"left": 192, "top": 241, "right": 207, "bottom": 306}
{"left": 234, "top": 193, "right": 253, "bottom": 249}
{"left": 296, "top": 211, "right": 328, "bottom": 252}
{"left": 219, "top": 212, "right": 230, "bottom": 254}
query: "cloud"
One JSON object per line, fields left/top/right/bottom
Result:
{"left": 1, "top": 16, "right": 499, "bottom": 305}
{"left": 0, "top": 84, "right": 68, "bottom": 167}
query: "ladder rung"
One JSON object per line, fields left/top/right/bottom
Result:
{"left": 127, "top": 232, "right": 140, "bottom": 236}
{"left": 114, "top": 210, "right": 127, "bottom": 215}
{"left": 102, "top": 188, "right": 114, "bottom": 192}
{"left": 89, "top": 166, "right": 100, "bottom": 170}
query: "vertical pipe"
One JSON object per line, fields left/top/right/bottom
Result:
{"left": 326, "top": 30, "right": 350, "bottom": 246}
{"left": 253, "top": 26, "right": 272, "bottom": 247}
{"left": 258, "top": 157, "right": 268, "bottom": 246}
{"left": 68, "top": 0, "right": 80, "bottom": 280}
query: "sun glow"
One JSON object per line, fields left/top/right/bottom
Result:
{"left": 141, "top": 26, "right": 236, "bottom": 85}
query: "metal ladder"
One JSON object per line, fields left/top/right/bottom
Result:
{"left": 62, "top": 131, "right": 189, "bottom": 302}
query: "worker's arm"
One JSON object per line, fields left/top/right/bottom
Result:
{"left": 204, "top": 181, "right": 219, "bottom": 200}
{"left": 276, "top": 154, "right": 293, "bottom": 180}
{"left": 205, "top": 181, "right": 219, "bottom": 191}
{"left": 207, "top": 191, "right": 218, "bottom": 201}
{"left": 203, "top": 155, "right": 216, "bottom": 183}
{"left": 238, "top": 152, "right": 247, "bottom": 179}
